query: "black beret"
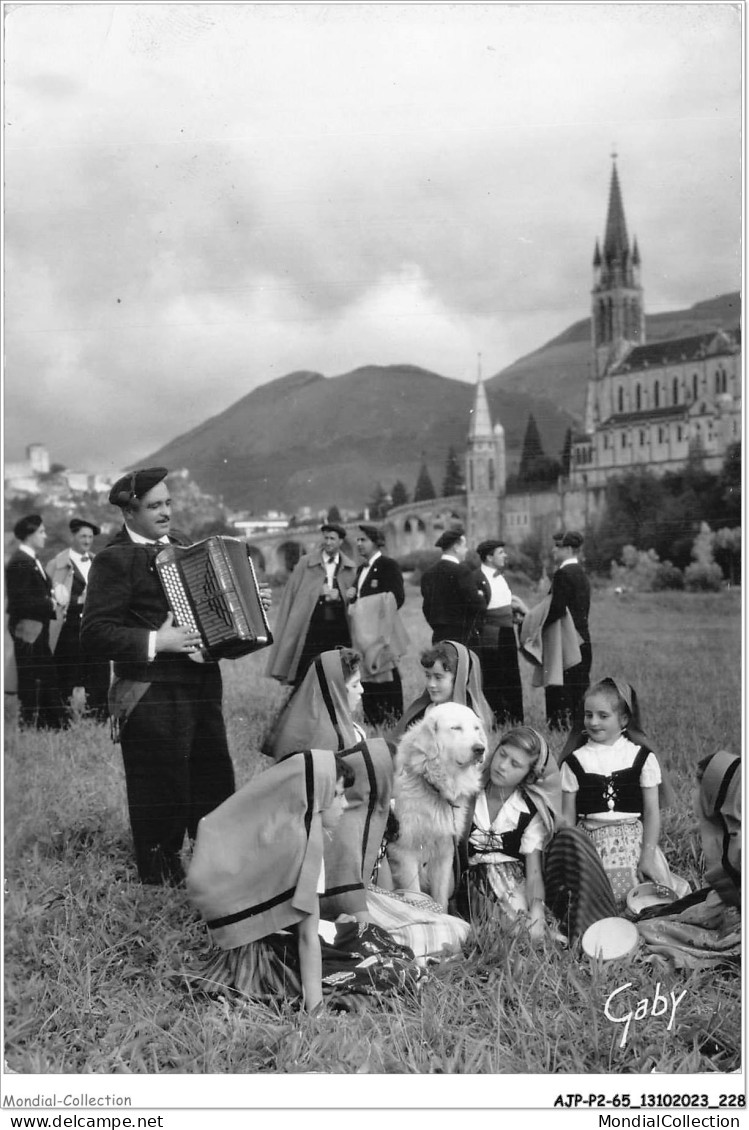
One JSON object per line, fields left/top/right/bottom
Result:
{"left": 476, "top": 539, "right": 505, "bottom": 560}
{"left": 69, "top": 517, "right": 101, "bottom": 536}
{"left": 320, "top": 522, "right": 347, "bottom": 540}
{"left": 109, "top": 467, "right": 168, "bottom": 508}
{"left": 561, "top": 530, "right": 584, "bottom": 549}
{"left": 13, "top": 514, "right": 43, "bottom": 541}
{"left": 358, "top": 523, "right": 385, "bottom": 547}
{"left": 435, "top": 527, "right": 465, "bottom": 551}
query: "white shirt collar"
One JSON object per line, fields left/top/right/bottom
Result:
{"left": 19, "top": 543, "right": 37, "bottom": 560}
{"left": 362, "top": 550, "right": 381, "bottom": 568}
{"left": 560, "top": 556, "right": 579, "bottom": 568}
{"left": 126, "top": 527, "right": 169, "bottom": 546}
{"left": 441, "top": 553, "right": 459, "bottom": 563}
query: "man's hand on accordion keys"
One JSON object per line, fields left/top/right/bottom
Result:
{"left": 155, "top": 612, "right": 203, "bottom": 654}
{"left": 259, "top": 584, "right": 272, "bottom": 614}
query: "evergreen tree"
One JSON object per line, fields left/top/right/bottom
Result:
{"left": 413, "top": 461, "right": 436, "bottom": 502}
{"left": 327, "top": 504, "right": 342, "bottom": 524}
{"left": 517, "top": 413, "right": 561, "bottom": 484}
{"left": 391, "top": 480, "right": 409, "bottom": 508}
{"left": 368, "top": 482, "right": 390, "bottom": 520}
{"left": 518, "top": 414, "right": 545, "bottom": 480}
{"left": 441, "top": 446, "right": 465, "bottom": 496}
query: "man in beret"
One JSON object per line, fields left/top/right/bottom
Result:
{"left": 80, "top": 468, "right": 236, "bottom": 885}
{"left": 46, "top": 517, "right": 110, "bottom": 723}
{"left": 545, "top": 529, "right": 592, "bottom": 729}
{"left": 473, "top": 539, "right": 528, "bottom": 726}
{"left": 5, "top": 514, "right": 65, "bottom": 729}
{"left": 267, "top": 522, "right": 357, "bottom": 686}
{"left": 420, "top": 526, "right": 486, "bottom": 647}
{"left": 346, "top": 524, "right": 407, "bottom": 724}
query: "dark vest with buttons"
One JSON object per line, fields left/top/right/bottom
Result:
{"left": 565, "top": 746, "right": 649, "bottom": 816}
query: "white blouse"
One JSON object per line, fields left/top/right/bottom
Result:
{"left": 468, "top": 788, "right": 547, "bottom": 865}
{"left": 561, "top": 735, "right": 662, "bottom": 825}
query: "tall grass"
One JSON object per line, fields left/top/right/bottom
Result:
{"left": 3, "top": 582, "right": 742, "bottom": 1073}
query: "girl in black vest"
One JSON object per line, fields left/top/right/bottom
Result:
{"left": 459, "top": 727, "right": 561, "bottom": 942}
{"left": 560, "top": 677, "right": 683, "bottom": 904}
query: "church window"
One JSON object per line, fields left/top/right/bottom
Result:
{"left": 469, "top": 463, "right": 474, "bottom": 492}
{"left": 672, "top": 377, "right": 679, "bottom": 404}
{"left": 603, "top": 434, "right": 609, "bottom": 450}
{"left": 654, "top": 382, "right": 660, "bottom": 408}
{"left": 677, "top": 425, "right": 683, "bottom": 442}
{"left": 639, "top": 430, "right": 646, "bottom": 446}
{"left": 693, "top": 373, "right": 698, "bottom": 400}
{"left": 488, "top": 460, "right": 495, "bottom": 491}
{"left": 617, "top": 387, "right": 624, "bottom": 413}
{"left": 636, "top": 383, "right": 642, "bottom": 410}
{"left": 715, "top": 371, "right": 720, "bottom": 395}
{"left": 658, "top": 427, "right": 664, "bottom": 444}
{"left": 621, "top": 432, "right": 627, "bottom": 448}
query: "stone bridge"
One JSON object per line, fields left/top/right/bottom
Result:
{"left": 243, "top": 495, "right": 466, "bottom": 574}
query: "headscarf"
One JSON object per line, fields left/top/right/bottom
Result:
{"left": 479, "top": 727, "right": 562, "bottom": 839}
{"left": 263, "top": 650, "right": 360, "bottom": 761}
{"left": 698, "top": 750, "right": 741, "bottom": 907}
{"left": 555, "top": 675, "right": 675, "bottom": 808}
{"left": 318, "top": 737, "right": 394, "bottom": 920}
{"left": 186, "top": 748, "right": 337, "bottom": 949}
{"left": 395, "top": 640, "right": 494, "bottom": 738}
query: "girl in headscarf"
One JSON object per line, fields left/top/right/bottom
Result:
{"left": 634, "top": 751, "right": 740, "bottom": 971}
{"left": 263, "top": 647, "right": 365, "bottom": 761}
{"left": 395, "top": 640, "right": 494, "bottom": 738}
{"left": 457, "top": 727, "right": 561, "bottom": 941}
{"left": 186, "top": 748, "right": 351, "bottom": 1013}
{"left": 557, "top": 677, "right": 684, "bottom": 904}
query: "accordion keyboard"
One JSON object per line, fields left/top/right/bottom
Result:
{"left": 158, "top": 561, "right": 202, "bottom": 634}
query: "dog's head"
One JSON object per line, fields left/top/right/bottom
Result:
{"left": 395, "top": 702, "right": 487, "bottom": 805}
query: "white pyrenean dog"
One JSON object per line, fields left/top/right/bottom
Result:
{"left": 388, "top": 702, "right": 487, "bottom": 910}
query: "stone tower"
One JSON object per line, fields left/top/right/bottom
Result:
{"left": 465, "top": 358, "right": 505, "bottom": 543}
{"left": 587, "top": 159, "right": 646, "bottom": 430}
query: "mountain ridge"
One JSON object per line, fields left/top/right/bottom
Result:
{"left": 138, "top": 291, "right": 740, "bottom": 513}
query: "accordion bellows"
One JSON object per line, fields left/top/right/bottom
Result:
{"left": 156, "top": 537, "right": 273, "bottom": 660}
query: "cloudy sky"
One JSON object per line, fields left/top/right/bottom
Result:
{"left": 4, "top": 3, "right": 741, "bottom": 474}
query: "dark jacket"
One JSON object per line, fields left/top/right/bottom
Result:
{"left": 5, "top": 550, "right": 56, "bottom": 634}
{"left": 420, "top": 558, "right": 486, "bottom": 645}
{"left": 80, "top": 526, "right": 207, "bottom": 684}
{"left": 546, "top": 561, "right": 591, "bottom": 644}
{"left": 352, "top": 554, "right": 405, "bottom": 609}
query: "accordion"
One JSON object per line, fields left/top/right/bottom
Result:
{"left": 155, "top": 537, "right": 273, "bottom": 660}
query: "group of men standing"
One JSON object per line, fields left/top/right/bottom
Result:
{"left": 419, "top": 524, "right": 591, "bottom": 730}
{"left": 5, "top": 513, "right": 110, "bottom": 730}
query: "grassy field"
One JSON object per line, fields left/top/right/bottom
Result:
{"left": 2, "top": 579, "right": 742, "bottom": 1075}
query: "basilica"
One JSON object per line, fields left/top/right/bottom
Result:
{"left": 464, "top": 160, "right": 742, "bottom": 547}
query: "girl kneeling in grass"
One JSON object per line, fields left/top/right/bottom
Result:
{"left": 458, "top": 727, "right": 561, "bottom": 941}
{"left": 187, "top": 748, "right": 352, "bottom": 1013}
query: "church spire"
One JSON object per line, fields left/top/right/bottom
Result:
{"left": 602, "top": 159, "right": 630, "bottom": 267}
{"left": 591, "top": 155, "right": 645, "bottom": 377}
{"left": 468, "top": 353, "right": 493, "bottom": 440}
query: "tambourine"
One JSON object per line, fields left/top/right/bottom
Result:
{"left": 626, "top": 882, "right": 678, "bottom": 916}
{"left": 581, "top": 917, "right": 639, "bottom": 961}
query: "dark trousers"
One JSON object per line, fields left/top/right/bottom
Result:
{"left": 13, "top": 632, "right": 66, "bottom": 730}
{"left": 545, "top": 643, "right": 592, "bottom": 730}
{"left": 295, "top": 599, "right": 351, "bottom": 687}
{"left": 478, "top": 625, "right": 524, "bottom": 727}
{"left": 119, "top": 669, "right": 235, "bottom": 885}
{"left": 55, "top": 614, "right": 111, "bottom": 721}
{"left": 362, "top": 668, "right": 403, "bottom": 727}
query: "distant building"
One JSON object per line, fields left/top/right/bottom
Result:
{"left": 570, "top": 159, "right": 741, "bottom": 489}
{"left": 459, "top": 158, "right": 742, "bottom": 549}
